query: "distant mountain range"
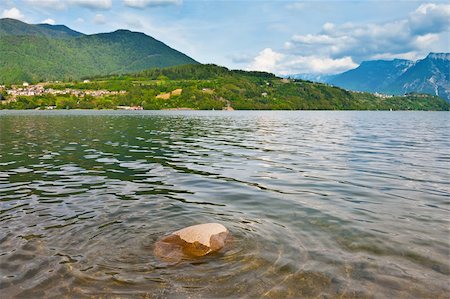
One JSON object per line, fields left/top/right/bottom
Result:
{"left": 0, "top": 18, "right": 198, "bottom": 84}
{"left": 290, "top": 53, "right": 450, "bottom": 102}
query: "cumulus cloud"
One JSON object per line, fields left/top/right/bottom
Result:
{"left": 370, "top": 52, "right": 423, "bottom": 61}
{"left": 248, "top": 48, "right": 284, "bottom": 73}
{"left": 248, "top": 2, "right": 450, "bottom": 75}
{"left": 285, "top": 2, "right": 304, "bottom": 10}
{"left": 1, "top": 7, "right": 25, "bottom": 20}
{"left": 322, "top": 22, "right": 335, "bottom": 33}
{"left": 24, "top": 0, "right": 112, "bottom": 10}
{"left": 93, "top": 13, "right": 106, "bottom": 24}
{"left": 281, "top": 56, "right": 357, "bottom": 75}
{"left": 247, "top": 48, "right": 357, "bottom": 75}
{"left": 409, "top": 3, "right": 450, "bottom": 35}
{"left": 123, "top": 0, "right": 182, "bottom": 8}
{"left": 286, "top": 2, "right": 450, "bottom": 62}
{"left": 41, "top": 18, "right": 56, "bottom": 25}
{"left": 70, "top": 0, "right": 112, "bottom": 10}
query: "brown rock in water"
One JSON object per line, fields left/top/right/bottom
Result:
{"left": 154, "top": 223, "right": 230, "bottom": 260}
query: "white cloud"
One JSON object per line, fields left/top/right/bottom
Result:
{"left": 69, "top": 0, "right": 112, "bottom": 9}
{"left": 123, "top": 0, "right": 182, "bottom": 8}
{"left": 24, "top": 0, "right": 112, "bottom": 10}
{"left": 249, "top": 3, "right": 450, "bottom": 75}
{"left": 413, "top": 33, "right": 440, "bottom": 49}
{"left": 282, "top": 2, "right": 450, "bottom": 69}
{"left": 1, "top": 7, "right": 25, "bottom": 20}
{"left": 23, "top": 0, "right": 113, "bottom": 10}
{"left": 279, "top": 56, "right": 357, "bottom": 75}
{"left": 291, "top": 34, "right": 344, "bottom": 45}
{"left": 93, "top": 13, "right": 106, "bottom": 24}
{"left": 41, "top": 18, "right": 56, "bottom": 25}
{"left": 285, "top": 2, "right": 304, "bottom": 10}
{"left": 322, "top": 22, "right": 335, "bottom": 33}
{"left": 247, "top": 49, "right": 357, "bottom": 75}
{"left": 247, "top": 48, "right": 284, "bottom": 73}
{"left": 370, "top": 52, "right": 423, "bottom": 61}
{"left": 409, "top": 3, "right": 450, "bottom": 35}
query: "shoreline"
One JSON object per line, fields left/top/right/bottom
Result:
{"left": 0, "top": 109, "right": 448, "bottom": 112}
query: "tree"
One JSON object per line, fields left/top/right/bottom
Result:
{"left": 56, "top": 97, "right": 77, "bottom": 109}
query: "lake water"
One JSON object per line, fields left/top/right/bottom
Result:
{"left": 0, "top": 110, "right": 449, "bottom": 298}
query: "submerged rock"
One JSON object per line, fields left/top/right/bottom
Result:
{"left": 154, "top": 223, "right": 230, "bottom": 260}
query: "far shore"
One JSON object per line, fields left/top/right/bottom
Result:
{"left": 0, "top": 109, "right": 447, "bottom": 112}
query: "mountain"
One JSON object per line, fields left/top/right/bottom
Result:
{"left": 328, "top": 59, "right": 414, "bottom": 93}
{"left": 0, "top": 18, "right": 83, "bottom": 38}
{"left": 389, "top": 53, "right": 450, "bottom": 101}
{"left": 36, "top": 23, "right": 84, "bottom": 38}
{"left": 326, "top": 53, "right": 450, "bottom": 102}
{"left": 0, "top": 18, "right": 198, "bottom": 84}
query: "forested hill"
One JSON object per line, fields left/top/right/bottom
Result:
{"left": 2, "top": 64, "right": 448, "bottom": 111}
{"left": 0, "top": 18, "right": 198, "bottom": 84}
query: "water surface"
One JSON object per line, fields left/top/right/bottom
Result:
{"left": 0, "top": 110, "right": 449, "bottom": 298}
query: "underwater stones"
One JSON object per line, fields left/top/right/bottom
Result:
{"left": 154, "top": 223, "right": 230, "bottom": 260}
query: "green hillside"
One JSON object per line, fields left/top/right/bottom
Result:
{"left": 2, "top": 64, "right": 448, "bottom": 111}
{"left": 0, "top": 19, "right": 198, "bottom": 84}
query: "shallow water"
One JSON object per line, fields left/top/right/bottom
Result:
{"left": 0, "top": 110, "right": 449, "bottom": 298}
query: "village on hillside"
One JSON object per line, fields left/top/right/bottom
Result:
{"left": 0, "top": 82, "right": 147, "bottom": 110}
{"left": 2, "top": 82, "right": 127, "bottom": 99}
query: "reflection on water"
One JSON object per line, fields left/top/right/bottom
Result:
{"left": 0, "top": 110, "right": 449, "bottom": 298}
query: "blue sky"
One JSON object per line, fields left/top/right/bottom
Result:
{"left": 1, "top": 0, "right": 449, "bottom": 75}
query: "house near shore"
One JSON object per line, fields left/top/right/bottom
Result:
{"left": 117, "top": 105, "right": 143, "bottom": 110}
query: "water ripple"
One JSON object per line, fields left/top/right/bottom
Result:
{"left": 0, "top": 110, "right": 449, "bottom": 298}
